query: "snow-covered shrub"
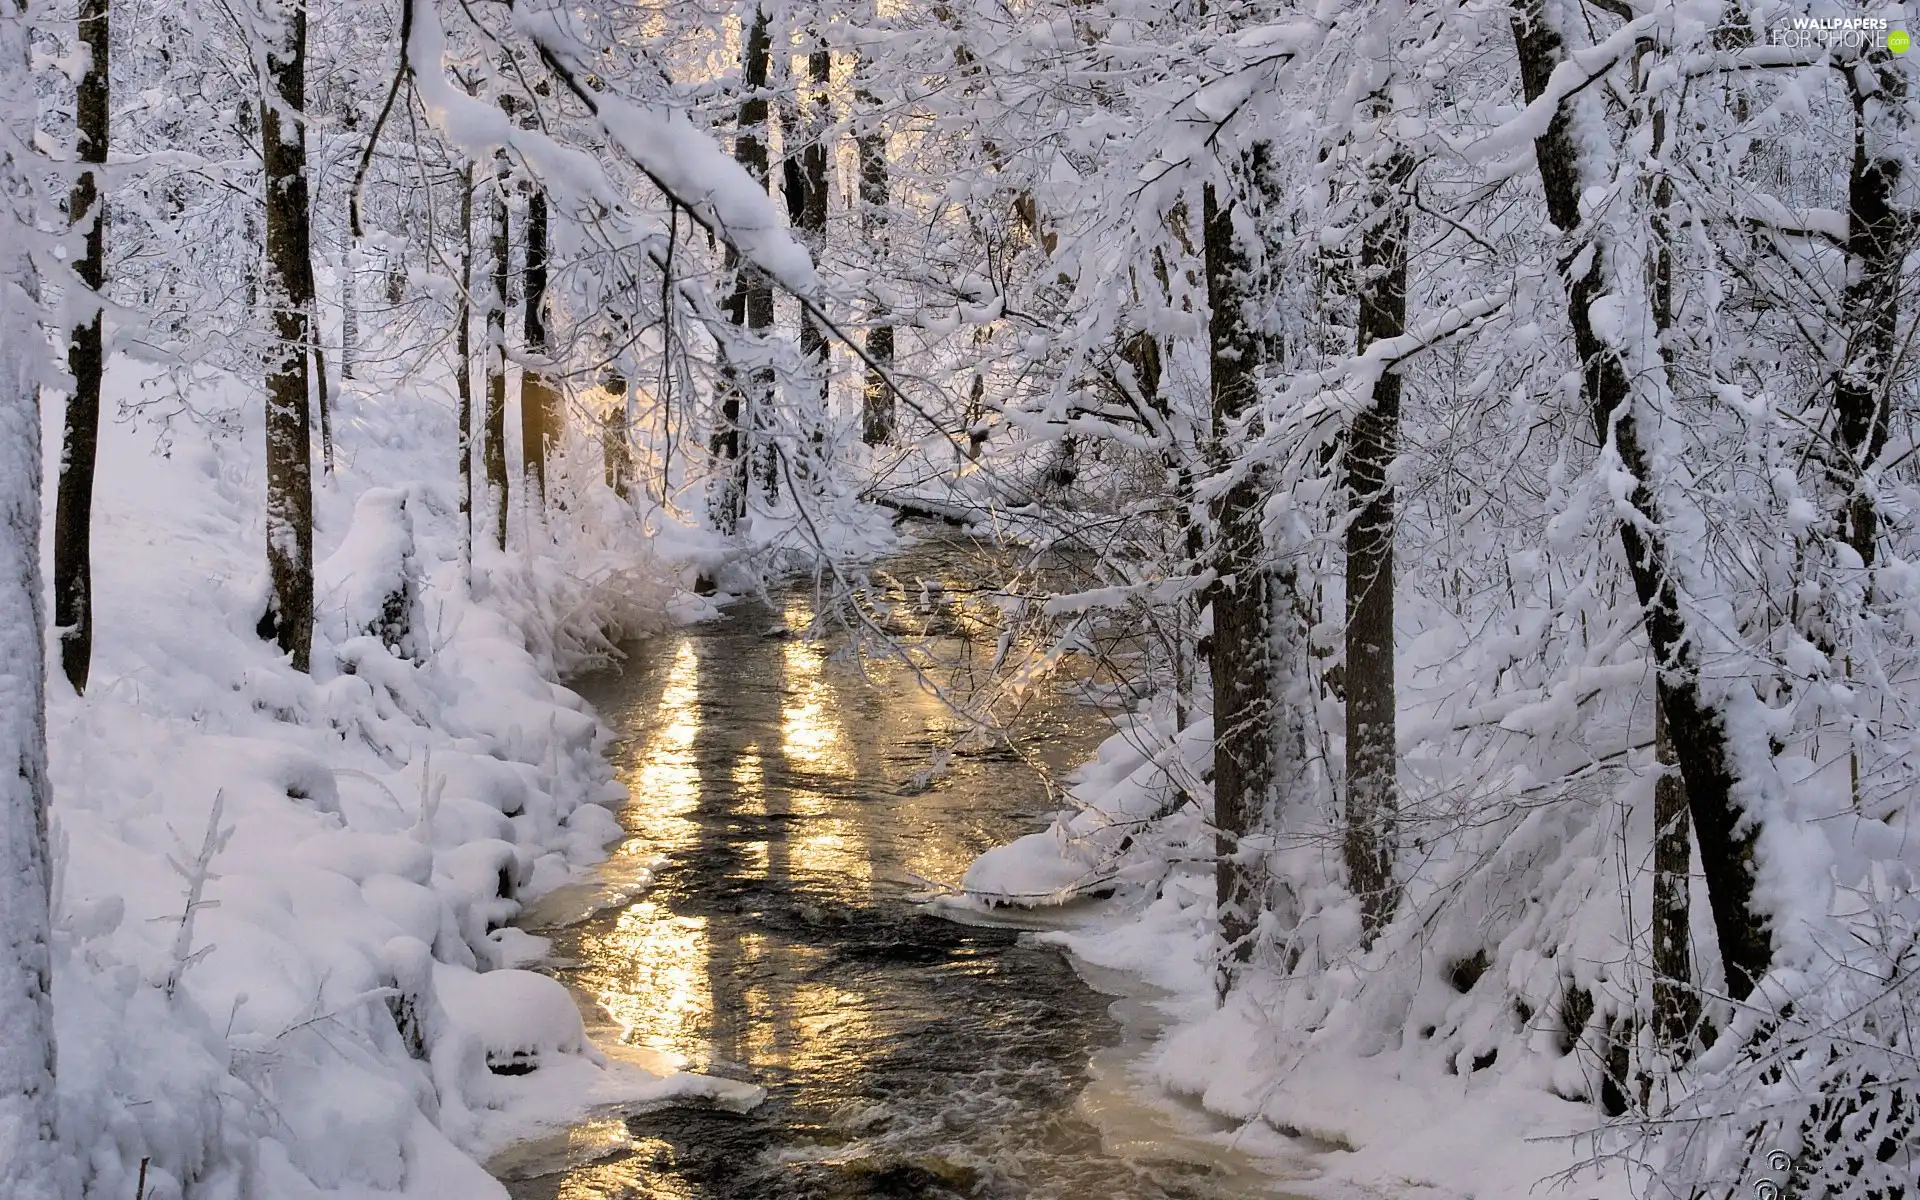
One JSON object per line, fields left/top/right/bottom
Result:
{"left": 319, "top": 486, "right": 421, "bottom": 660}
{"left": 1647, "top": 875, "right": 1919, "bottom": 1200}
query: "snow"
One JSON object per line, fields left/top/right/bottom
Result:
{"left": 38, "top": 356, "right": 717, "bottom": 1198}
{"left": 28, "top": 0, "right": 1920, "bottom": 1194}
{"left": 408, "top": 0, "right": 818, "bottom": 302}
{"left": 433, "top": 963, "right": 596, "bottom": 1072}
{"left": 0, "top": 7, "right": 64, "bottom": 1191}
{"left": 963, "top": 829, "right": 1109, "bottom": 904}
{"left": 320, "top": 487, "right": 422, "bottom": 657}
{"left": 590, "top": 94, "right": 821, "bottom": 296}
{"left": 953, "top": 703, "right": 1657, "bottom": 1200}
{"left": 1459, "top": 16, "right": 1656, "bottom": 164}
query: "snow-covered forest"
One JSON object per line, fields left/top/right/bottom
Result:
{"left": 1, "top": 0, "right": 1918, "bottom": 1196}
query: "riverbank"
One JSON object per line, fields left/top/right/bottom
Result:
{"left": 959, "top": 717, "right": 1641, "bottom": 1200}
{"left": 43, "top": 363, "right": 703, "bottom": 1198}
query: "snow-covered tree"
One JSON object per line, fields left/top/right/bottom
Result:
{"left": 0, "top": 0, "right": 69, "bottom": 1192}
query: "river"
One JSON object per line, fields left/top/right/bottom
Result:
{"left": 491, "top": 533, "right": 1307, "bottom": 1199}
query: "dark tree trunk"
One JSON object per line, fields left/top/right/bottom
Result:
{"left": 457, "top": 161, "right": 475, "bottom": 568}
{"left": 1634, "top": 39, "right": 1697, "bottom": 1056}
{"left": 1834, "top": 55, "right": 1907, "bottom": 566}
{"left": 1652, "top": 698, "right": 1698, "bottom": 1054}
{"left": 310, "top": 290, "right": 332, "bottom": 474}
{"left": 863, "top": 326, "right": 894, "bottom": 445}
{"left": 714, "top": 3, "right": 774, "bottom": 530}
{"left": 53, "top": 0, "right": 108, "bottom": 695}
{"left": 1204, "top": 157, "right": 1277, "bottom": 997}
{"left": 857, "top": 70, "right": 893, "bottom": 445}
{"left": 1512, "top": 0, "right": 1770, "bottom": 1000}
{"left": 788, "top": 43, "right": 831, "bottom": 466}
{"left": 484, "top": 150, "right": 510, "bottom": 552}
{"left": 260, "top": 0, "right": 316, "bottom": 672}
{"left": 520, "top": 186, "right": 557, "bottom": 505}
{"left": 965, "top": 372, "right": 988, "bottom": 459}
{"left": 1343, "top": 141, "right": 1410, "bottom": 944}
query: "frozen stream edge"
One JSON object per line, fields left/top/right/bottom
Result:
{"left": 935, "top": 900, "right": 1330, "bottom": 1196}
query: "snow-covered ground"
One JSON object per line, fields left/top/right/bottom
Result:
{"left": 954, "top": 715, "right": 1648, "bottom": 1200}
{"left": 41, "top": 360, "right": 732, "bottom": 1198}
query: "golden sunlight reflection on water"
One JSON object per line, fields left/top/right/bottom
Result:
{"left": 503, "top": 545, "right": 1314, "bottom": 1200}
{"left": 576, "top": 593, "right": 892, "bottom": 1079}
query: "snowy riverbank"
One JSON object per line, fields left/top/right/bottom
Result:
{"left": 957, "top": 716, "right": 1644, "bottom": 1200}
{"left": 42, "top": 363, "right": 718, "bottom": 1198}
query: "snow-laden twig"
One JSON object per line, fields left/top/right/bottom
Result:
{"left": 331, "top": 767, "right": 408, "bottom": 815}
{"left": 162, "top": 790, "right": 232, "bottom": 1000}
{"left": 414, "top": 743, "right": 445, "bottom": 842}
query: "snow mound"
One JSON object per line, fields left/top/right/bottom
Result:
{"left": 962, "top": 829, "right": 1107, "bottom": 906}
{"left": 434, "top": 964, "right": 598, "bottom": 1074}
{"left": 319, "top": 485, "right": 421, "bottom": 657}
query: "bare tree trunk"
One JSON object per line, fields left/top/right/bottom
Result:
{"left": 520, "top": 185, "right": 557, "bottom": 505}
{"left": 1633, "top": 37, "right": 1697, "bottom": 1058}
{"left": 53, "top": 0, "right": 108, "bottom": 696}
{"left": 339, "top": 236, "right": 355, "bottom": 380}
{"left": 714, "top": 2, "right": 774, "bottom": 531}
{"left": 862, "top": 327, "right": 894, "bottom": 445}
{"left": 0, "top": 6, "right": 67, "bottom": 1190}
{"left": 1834, "top": 54, "right": 1908, "bottom": 566}
{"left": 484, "top": 149, "right": 510, "bottom": 552}
{"left": 1823, "top": 41, "right": 1908, "bottom": 813}
{"left": 1343, "top": 137, "right": 1409, "bottom": 944}
{"left": 965, "top": 372, "right": 987, "bottom": 459}
{"left": 309, "top": 290, "right": 332, "bottom": 475}
{"left": 1512, "top": 0, "right": 1769, "bottom": 1000}
{"left": 1652, "top": 697, "right": 1698, "bottom": 1054}
{"left": 1129, "top": 326, "right": 1203, "bottom": 733}
{"left": 747, "top": 20, "right": 779, "bottom": 508}
{"left": 709, "top": 370, "right": 744, "bottom": 533}
{"left": 1204, "top": 155, "right": 1277, "bottom": 997}
{"left": 386, "top": 227, "right": 405, "bottom": 304}
{"left": 239, "top": 99, "right": 261, "bottom": 313}
{"left": 603, "top": 367, "right": 631, "bottom": 500}
{"left": 785, "top": 39, "right": 831, "bottom": 467}
{"left": 857, "top": 69, "right": 893, "bottom": 445}
{"left": 457, "top": 161, "right": 474, "bottom": 568}
{"left": 710, "top": 357, "right": 744, "bottom": 537}
{"left": 260, "top": 0, "right": 316, "bottom": 672}
{"left": 337, "top": 97, "right": 359, "bottom": 385}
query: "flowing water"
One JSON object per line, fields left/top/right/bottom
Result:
{"left": 494, "top": 534, "right": 1309, "bottom": 1200}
